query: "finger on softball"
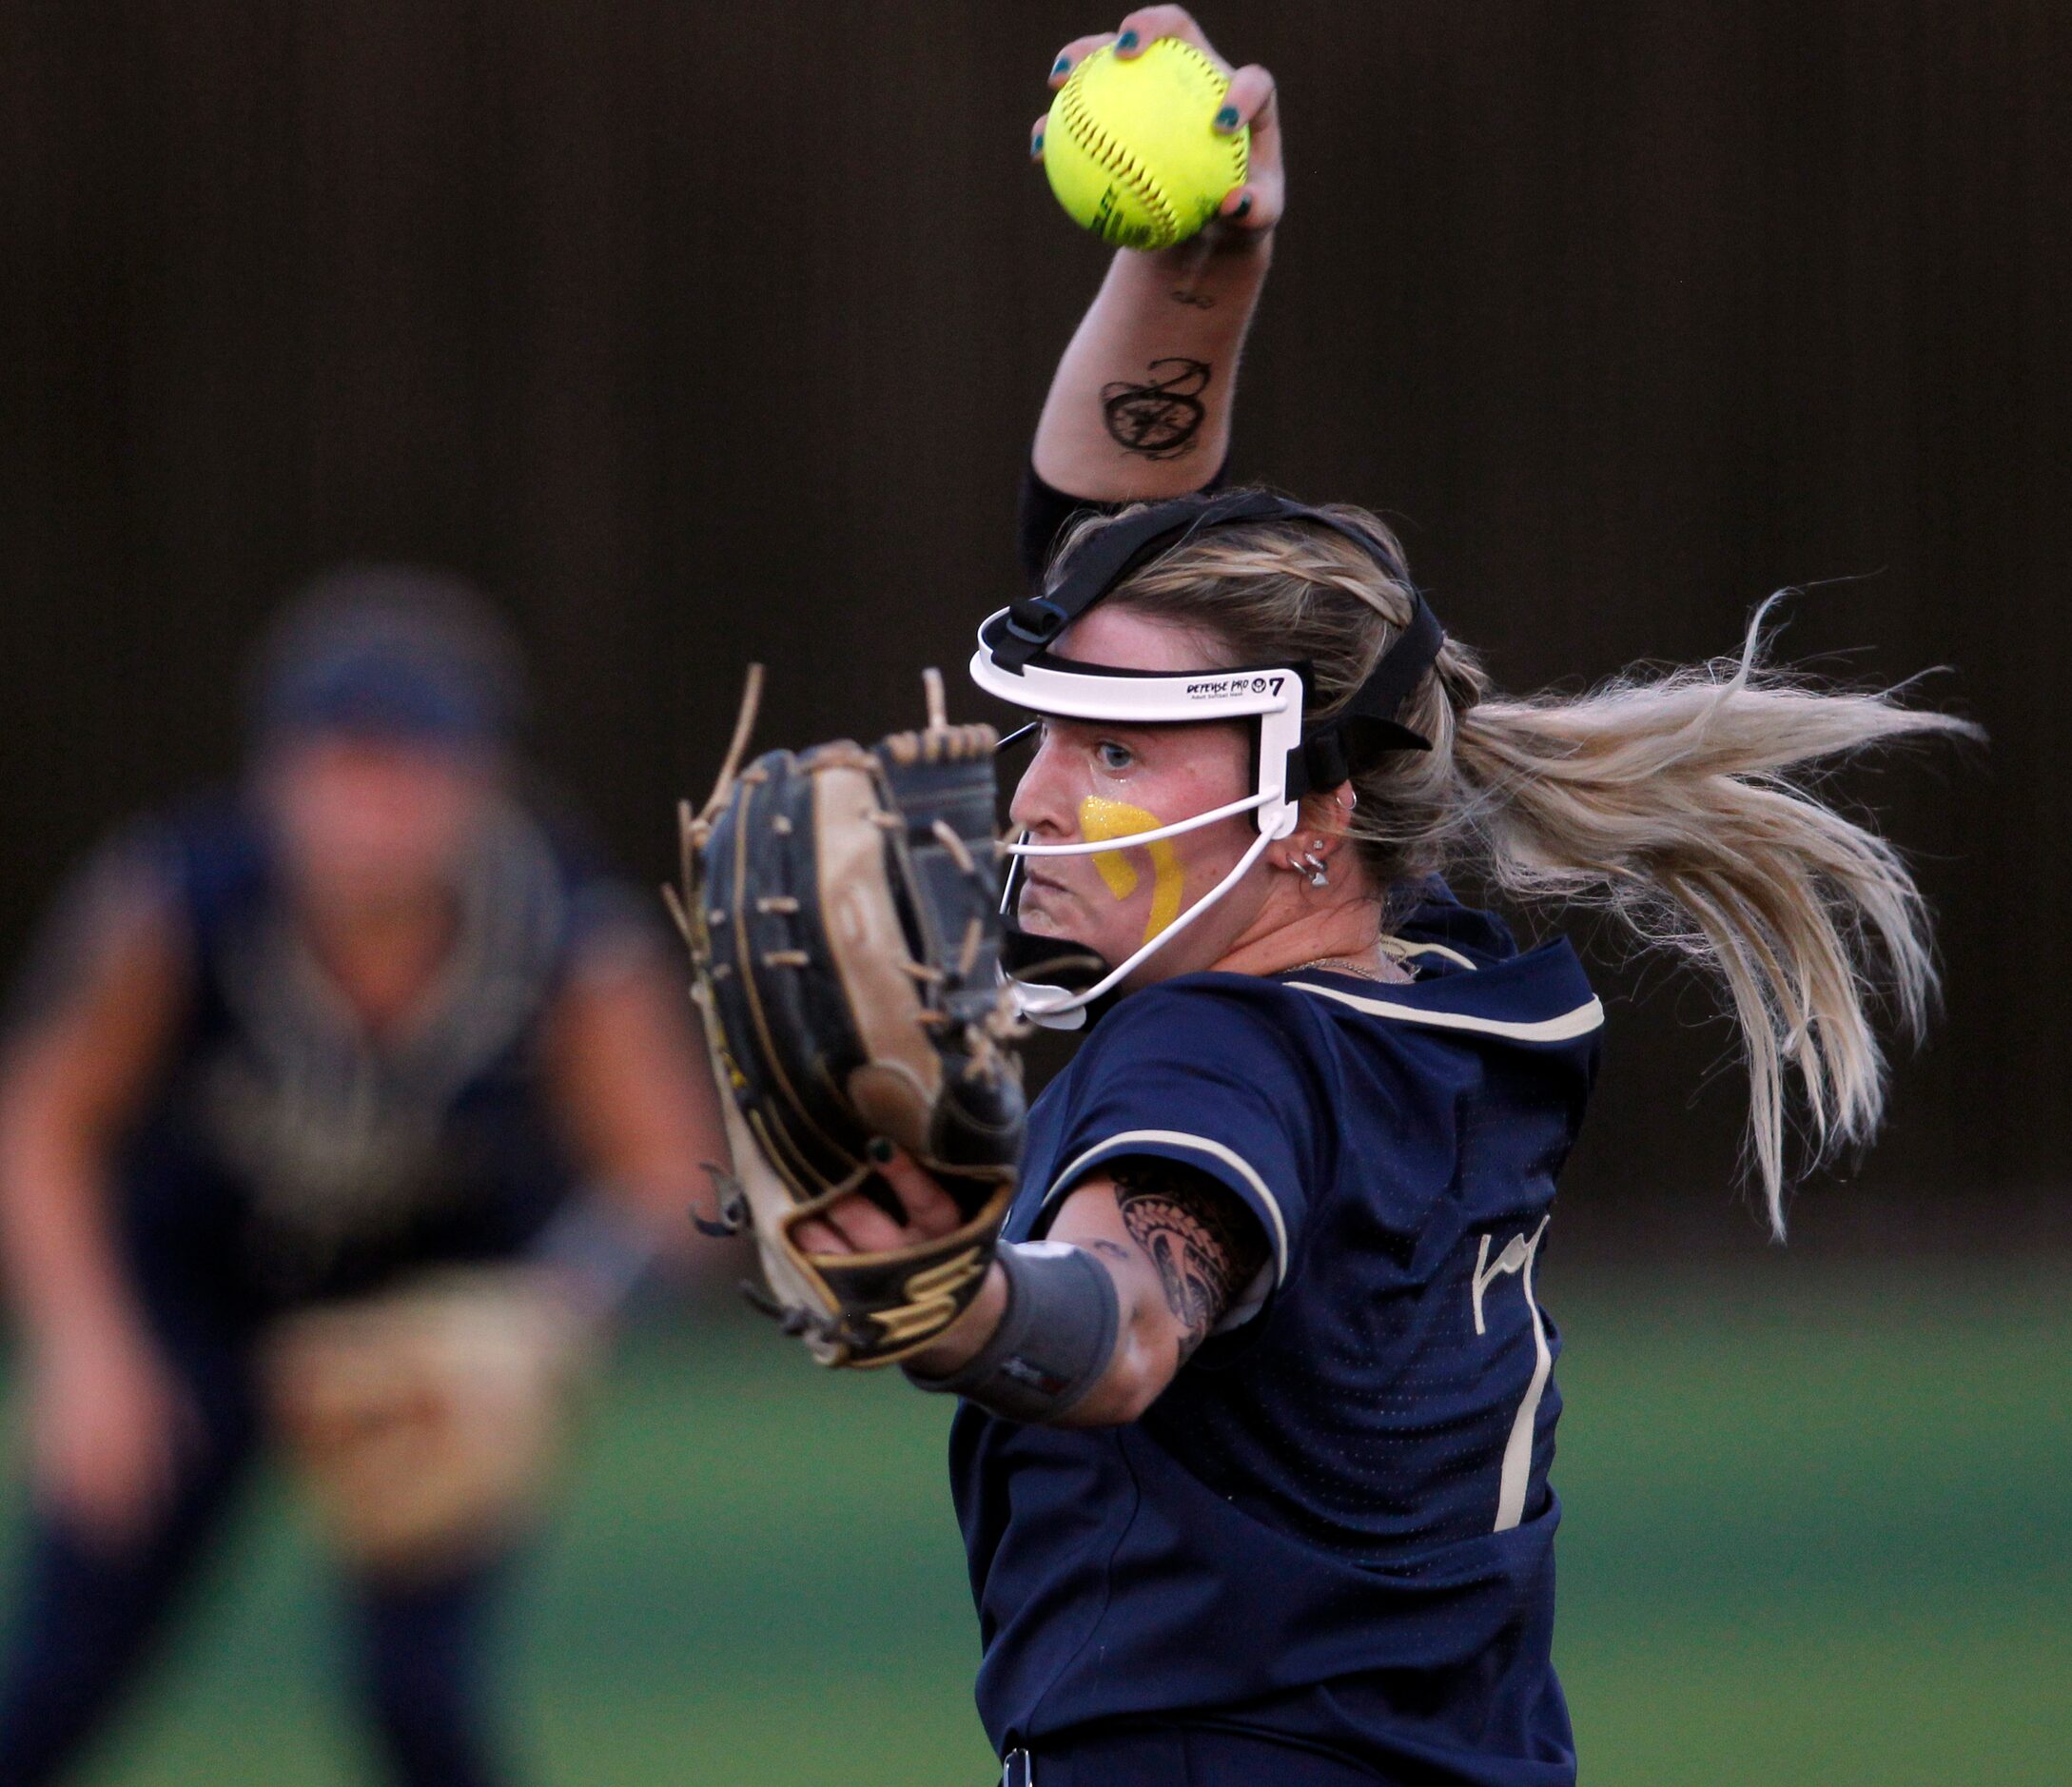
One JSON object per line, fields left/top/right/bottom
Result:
{"left": 1219, "top": 68, "right": 1282, "bottom": 224}
{"left": 1046, "top": 32, "right": 1114, "bottom": 88}
{"left": 1115, "top": 7, "right": 1214, "bottom": 63}
{"left": 1218, "top": 178, "right": 1283, "bottom": 227}
{"left": 1030, "top": 111, "right": 1049, "bottom": 161}
{"left": 1222, "top": 65, "right": 1277, "bottom": 133}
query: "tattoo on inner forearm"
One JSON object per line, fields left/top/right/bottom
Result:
{"left": 1111, "top": 1158, "right": 1269, "bottom": 1359}
{"left": 1102, "top": 358, "right": 1210, "bottom": 460}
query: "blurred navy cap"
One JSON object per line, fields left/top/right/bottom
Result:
{"left": 252, "top": 564, "right": 527, "bottom": 749}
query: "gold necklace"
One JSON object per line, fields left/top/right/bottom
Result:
{"left": 1287, "top": 946, "right": 1406, "bottom": 984}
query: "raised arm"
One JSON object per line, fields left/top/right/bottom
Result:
{"left": 1028, "top": 8, "right": 1283, "bottom": 506}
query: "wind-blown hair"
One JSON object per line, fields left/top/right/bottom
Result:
{"left": 1050, "top": 498, "right": 1979, "bottom": 1233}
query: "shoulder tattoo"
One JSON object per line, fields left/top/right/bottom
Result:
{"left": 1109, "top": 1157, "right": 1271, "bottom": 1358}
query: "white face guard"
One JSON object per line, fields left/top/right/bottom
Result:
{"left": 969, "top": 489, "right": 1445, "bottom": 1030}
{"left": 970, "top": 613, "right": 1308, "bottom": 1026}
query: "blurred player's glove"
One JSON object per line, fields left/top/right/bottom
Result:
{"left": 668, "top": 668, "right": 1026, "bottom": 1368}
{"left": 263, "top": 1267, "right": 596, "bottom": 1580}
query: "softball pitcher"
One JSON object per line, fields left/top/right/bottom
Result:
{"left": 684, "top": 11, "right": 1975, "bottom": 1783}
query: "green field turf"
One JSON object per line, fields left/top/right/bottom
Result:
{"left": 11, "top": 1260, "right": 2067, "bottom": 1786}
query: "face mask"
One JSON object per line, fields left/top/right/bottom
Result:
{"left": 970, "top": 491, "right": 1444, "bottom": 1028}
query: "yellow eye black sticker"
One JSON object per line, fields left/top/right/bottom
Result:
{"left": 1079, "top": 796, "right": 1184, "bottom": 944}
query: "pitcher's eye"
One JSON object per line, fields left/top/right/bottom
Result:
{"left": 1095, "top": 741, "right": 1134, "bottom": 773}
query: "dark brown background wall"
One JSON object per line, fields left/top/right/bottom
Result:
{"left": 2, "top": 2, "right": 2063, "bottom": 1246}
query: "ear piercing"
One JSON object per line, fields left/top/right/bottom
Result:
{"left": 1300, "top": 842, "right": 1330, "bottom": 889}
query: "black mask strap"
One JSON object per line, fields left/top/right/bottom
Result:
{"left": 994, "top": 491, "right": 1311, "bottom": 671}
{"left": 1293, "top": 588, "right": 1445, "bottom": 795}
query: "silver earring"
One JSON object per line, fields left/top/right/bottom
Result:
{"left": 1300, "top": 849, "right": 1330, "bottom": 889}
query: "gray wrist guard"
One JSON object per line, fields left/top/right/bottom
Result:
{"left": 903, "top": 1240, "right": 1120, "bottom": 1424}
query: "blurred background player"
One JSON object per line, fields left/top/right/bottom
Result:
{"left": 0, "top": 566, "right": 725, "bottom": 1786}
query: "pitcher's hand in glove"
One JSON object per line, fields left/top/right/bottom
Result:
{"left": 670, "top": 669, "right": 1026, "bottom": 1368}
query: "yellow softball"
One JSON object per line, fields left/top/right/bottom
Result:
{"left": 1044, "top": 40, "right": 1249, "bottom": 251}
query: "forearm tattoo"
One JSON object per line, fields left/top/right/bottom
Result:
{"left": 1102, "top": 357, "right": 1210, "bottom": 459}
{"left": 1110, "top": 1158, "right": 1271, "bottom": 1359}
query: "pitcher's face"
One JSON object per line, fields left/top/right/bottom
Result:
{"left": 1007, "top": 607, "right": 1271, "bottom": 984}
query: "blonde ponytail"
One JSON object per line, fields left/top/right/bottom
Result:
{"left": 1061, "top": 503, "right": 1979, "bottom": 1231}
{"left": 1446, "top": 612, "right": 1973, "bottom": 1228}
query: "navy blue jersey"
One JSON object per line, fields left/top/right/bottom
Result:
{"left": 29, "top": 795, "right": 653, "bottom": 1316}
{"left": 949, "top": 886, "right": 1601, "bottom": 1783}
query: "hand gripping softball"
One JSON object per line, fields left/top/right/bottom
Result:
{"left": 667, "top": 668, "right": 1026, "bottom": 1367}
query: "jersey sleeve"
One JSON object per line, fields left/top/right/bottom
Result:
{"left": 1030, "top": 979, "right": 1327, "bottom": 1327}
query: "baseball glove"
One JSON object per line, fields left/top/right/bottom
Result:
{"left": 666, "top": 667, "right": 1026, "bottom": 1368}
{"left": 263, "top": 1266, "right": 596, "bottom": 1580}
